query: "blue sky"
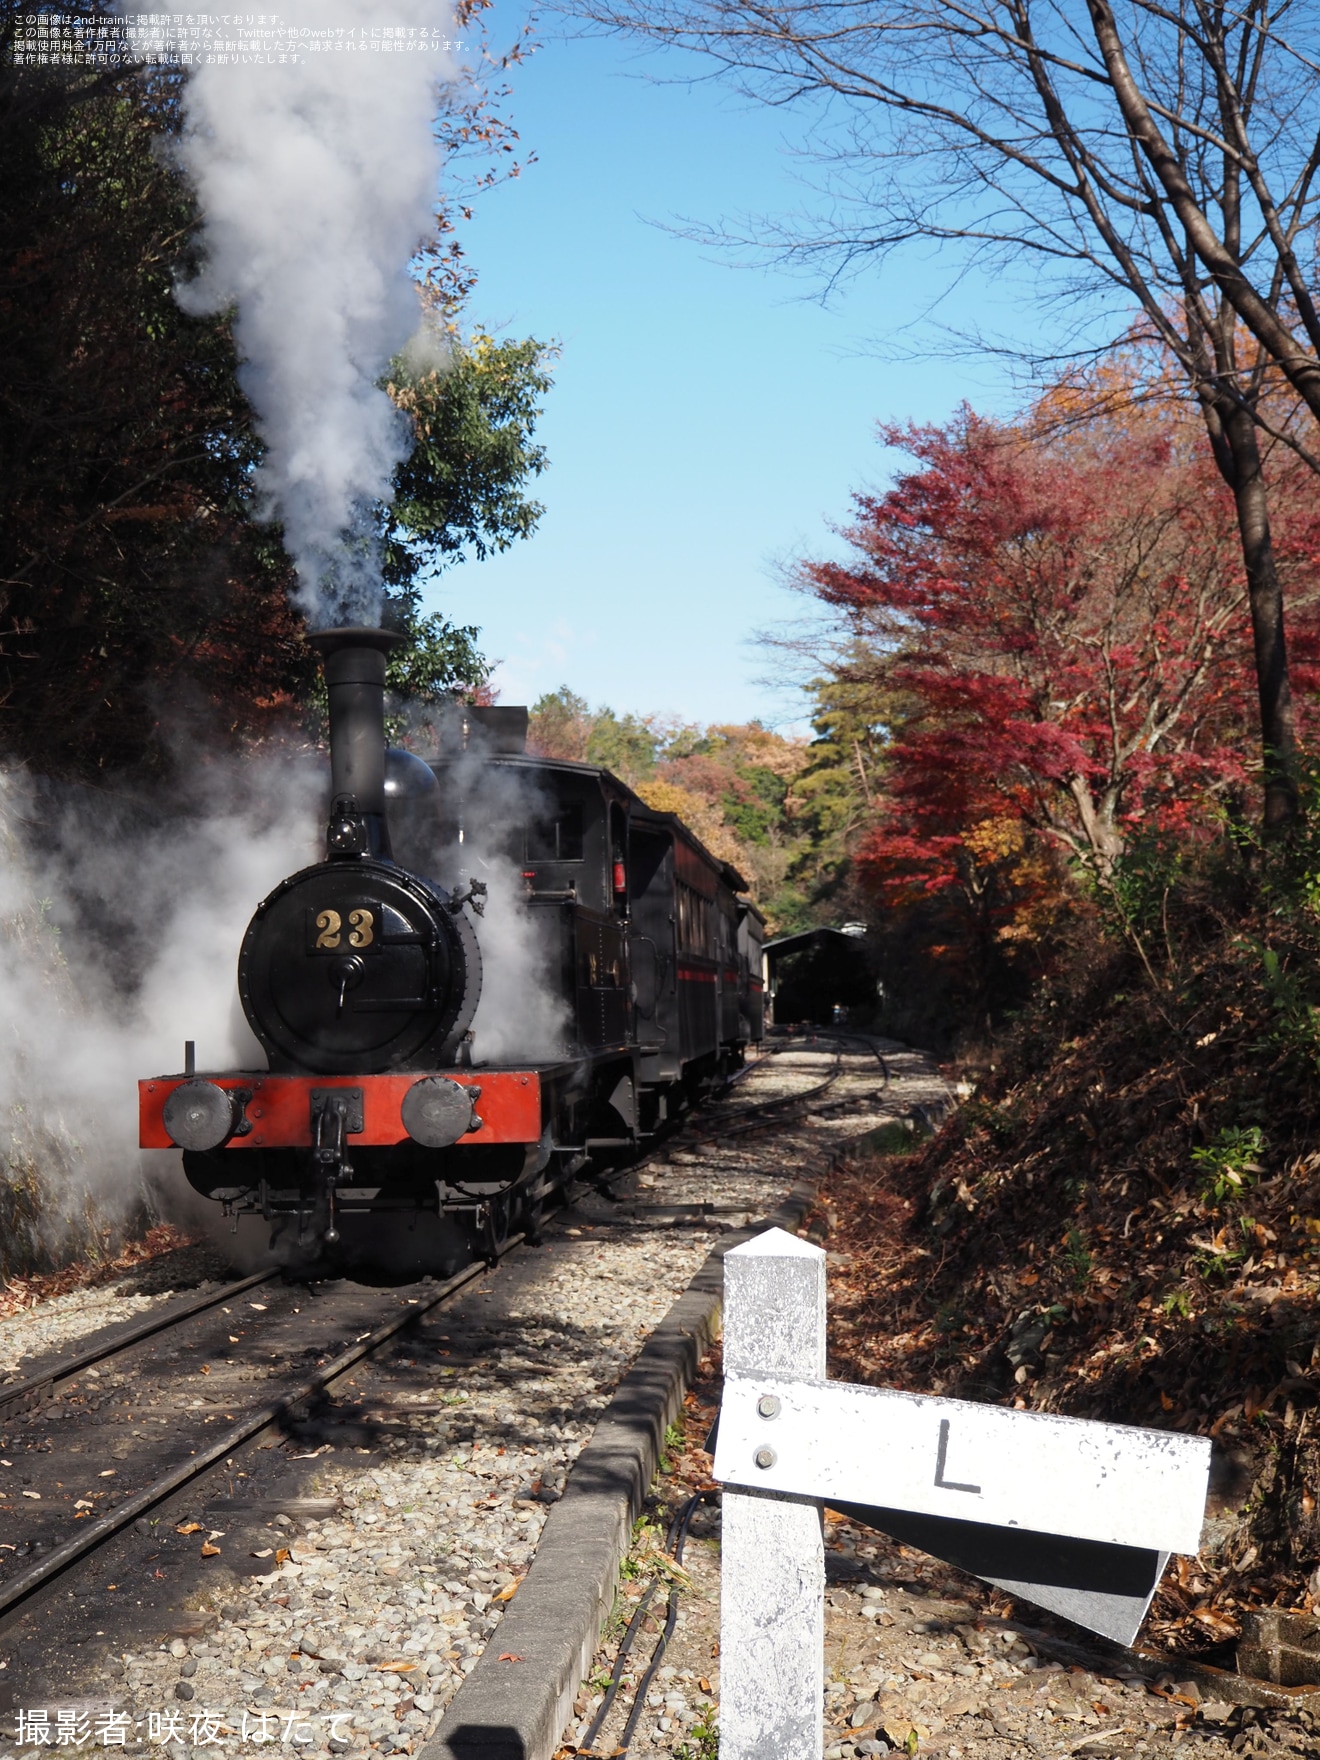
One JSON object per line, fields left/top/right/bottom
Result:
{"left": 427, "top": 21, "right": 1023, "bottom": 730}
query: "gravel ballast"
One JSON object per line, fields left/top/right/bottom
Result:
{"left": 1, "top": 1224, "right": 731, "bottom": 1759}
{"left": 573, "top": 1351, "right": 1305, "bottom": 1760}
{"left": 0, "top": 1246, "right": 237, "bottom": 1379}
{"left": 0, "top": 1037, "right": 953, "bottom": 1760}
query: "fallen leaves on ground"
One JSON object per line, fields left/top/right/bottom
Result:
{"left": 819, "top": 938, "right": 1320, "bottom": 1656}
{"left": 0, "top": 1223, "right": 198, "bottom": 1321}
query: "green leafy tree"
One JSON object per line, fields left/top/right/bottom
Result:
{"left": 0, "top": 34, "right": 551, "bottom": 777}
{"left": 585, "top": 708, "right": 661, "bottom": 784}
{"left": 526, "top": 686, "right": 817, "bottom": 928}
{"left": 528, "top": 687, "right": 592, "bottom": 761}
{"left": 383, "top": 333, "right": 554, "bottom": 588}
{"left": 652, "top": 723, "right": 813, "bottom": 925}
{"left": 376, "top": 331, "right": 555, "bottom": 709}
{"left": 0, "top": 64, "right": 314, "bottom": 774}
{"left": 787, "top": 666, "right": 898, "bottom": 903}
{"left": 384, "top": 595, "right": 489, "bottom": 705}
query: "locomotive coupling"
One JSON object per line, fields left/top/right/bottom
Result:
{"left": 161, "top": 1080, "right": 251, "bottom": 1152}
{"left": 311, "top": 1089, "right": 363, "bottom": 1244}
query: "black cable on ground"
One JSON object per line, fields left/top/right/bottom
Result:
{"left": 617, "top": 1585, "right": 680, "bottom": 1753}
{"left": 579, "top": 1489, "right": 718, "bottom": 1757}
{"left": 579, "top": 1581, "right": 662, "bottom": 1752}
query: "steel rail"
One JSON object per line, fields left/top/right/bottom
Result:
{"left": 680, "top": 1054, "right": 845, "bottom": 1141}
{"left": 0, "top": 1268, "right": 281, "bottom": 1429}
{"left": 704, "top": 1060, "right": 842, "bottom": 1120}
{"left": 0, "top": 1239, "right": 522, "bottom": 1625}
{"left": 688, "top": 1032, "right": 919, "bottom": 1141}
{"left": 716, "top": 1044, "right": 781, "bottom": 1093}
{"left": 586, "top": 1040, "right": 897, "bottom": 1200}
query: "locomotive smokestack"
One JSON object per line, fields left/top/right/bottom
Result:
{"left": 310, "top": 626, "right": 403, "bottom": 860}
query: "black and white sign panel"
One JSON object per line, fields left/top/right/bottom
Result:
{"left": 715, "top": 1372, "right": 1209, "bottom": 1554}
{"left": 826, "top": 1499, "right": 1173, "bottom": 1645}
{"left": 714, "top": 1370, "right": 1211, "bottom": 1643}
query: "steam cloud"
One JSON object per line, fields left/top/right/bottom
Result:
{"left": 468, "top": 860, "right": 570, "bottom": 1066}
{"left": 0, "top": 743, "right": 563, "bottom": 1285}
{"left": 0, "top": 762, "right": 322, "bottom": 1281}
{"left": 400, "top": 743, "right": 570, "bottom": 1063}
{"left": 162, "top": 0, "right": 457, "bottom": 627}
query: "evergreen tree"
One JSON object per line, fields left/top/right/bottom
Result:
{"left": 0, "top": 45, "right": 551, "bottom": 774}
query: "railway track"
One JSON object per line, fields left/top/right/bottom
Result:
{"left": 0, "top": 1248, "right": 519, "bottom": 1626}
{"left": 0, "top": 1034, "right": 901, "bottom": 1626}
{"left": 0, "top": 1038, "right": 953, "bottom": 1756}
{"left": 0, "top": 1055, "right": 850, "bottom": 1626}
{"left": 0, "top": 1270, "right": 279, "bottom": 1430}
{"left": 678, "top": 1033, "right": 899, "bottom": 1146}
{"left": 692, "top": 1054, "right": 845, "bottom": 1135}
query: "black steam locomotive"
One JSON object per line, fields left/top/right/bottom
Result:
{"left": 139, "top": 628, "right": 765, "bottom": 1263}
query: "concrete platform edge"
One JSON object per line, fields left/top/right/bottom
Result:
{"left": 422, "top": 1182, "right": 818, "bottom": 1760}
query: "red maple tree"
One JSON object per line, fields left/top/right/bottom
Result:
{"left": 804, "top": 404, "right": 1320, "bottom": 927}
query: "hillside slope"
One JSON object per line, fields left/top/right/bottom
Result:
{"left": 820, "top": 930, "right": 1320, "bottom": 1660}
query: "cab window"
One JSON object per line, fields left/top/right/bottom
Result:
{"left": 525, "top": 803, "right": 585, "bottom": 862}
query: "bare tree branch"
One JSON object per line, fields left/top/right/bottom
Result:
{"left": 566, "top": 0, "right": 1320, "bottom": 822}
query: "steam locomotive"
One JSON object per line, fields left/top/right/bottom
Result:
{"left": 138, "top": 628, "right": 765, "bottom": 1264}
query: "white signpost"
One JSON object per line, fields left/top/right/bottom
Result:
{"left": 713, "top": 1228, "right": 1212, "bottom": 1760}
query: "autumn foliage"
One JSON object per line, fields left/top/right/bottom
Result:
{"left": 801, "top": 402, "right": 1320, "bottom": 1026}
{"left": 526, "top": 688, "right": 814, "bottom": 928}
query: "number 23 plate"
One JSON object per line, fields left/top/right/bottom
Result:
{"left": 307, "top": 903, "right": 380, "bottom": 954}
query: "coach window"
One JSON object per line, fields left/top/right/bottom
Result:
{"left": 677, "top": 881, "right": 712, "bottom": 955}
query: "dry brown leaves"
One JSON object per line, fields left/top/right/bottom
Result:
{"left": 816, "top": 947, "right": 1320, "bottom": 1655}
{"left": 0, "top": 1222, "right": 198, "bottom": 1322}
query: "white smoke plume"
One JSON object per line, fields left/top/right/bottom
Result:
{"left": 0, "top": 740, "right": 565, "bottom": 1283}
{"left": 0, "top": 761, "right": 322, "bottom": 1279}
{"left": 467, "top": 859, "right": 570, "bottom": 1066}
{"left": 158, "top": 0, "right": 457, "bottom": 627}
{"left": 405, "top": 746, "right": 571, "bottom": 1064}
